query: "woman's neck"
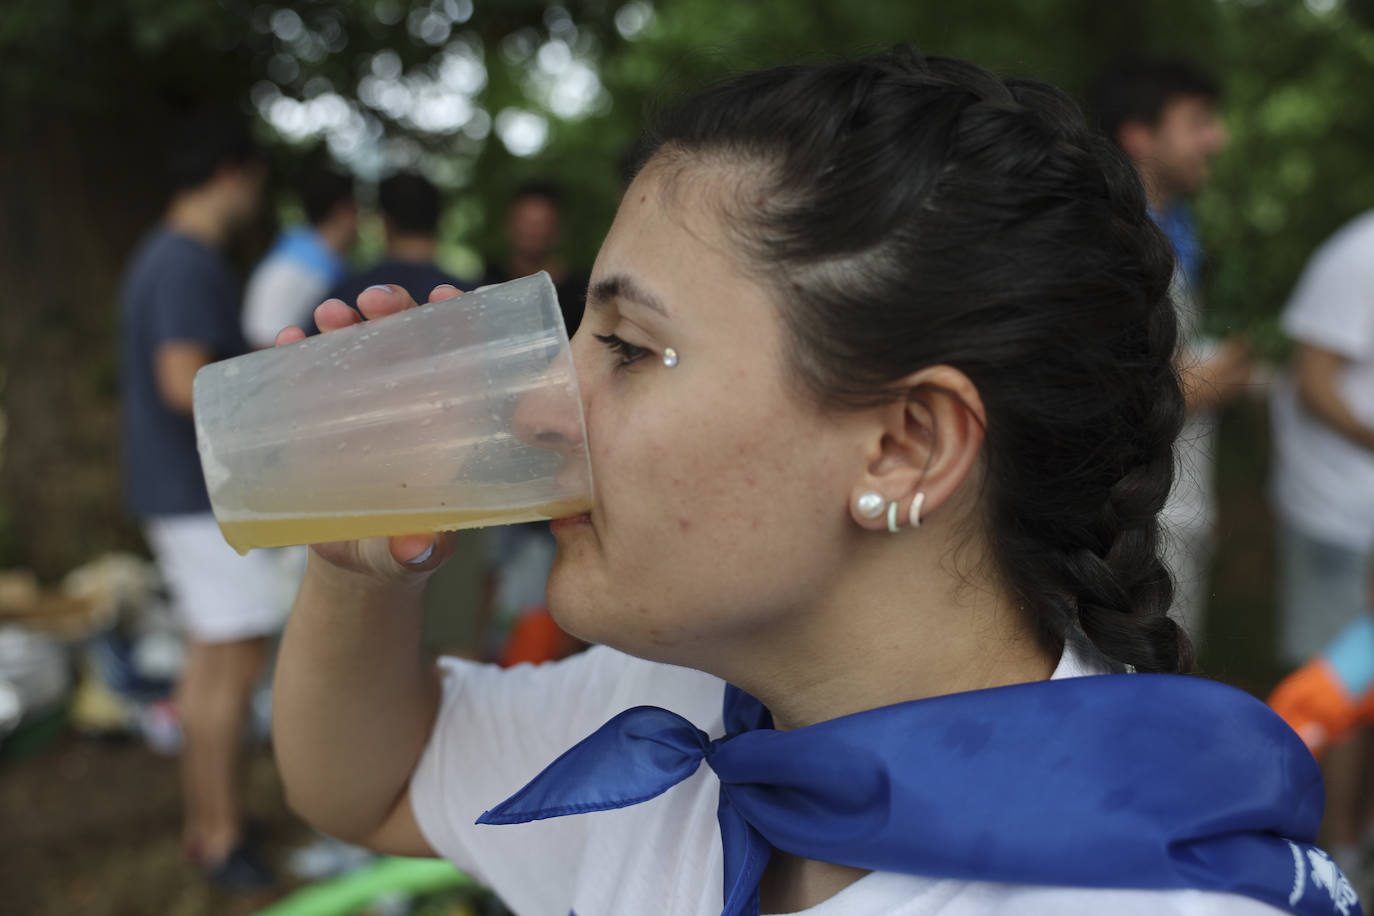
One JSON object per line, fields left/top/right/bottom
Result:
{"left": 739, "top": 523, "right": 1058, "bottom": 912}
{"left": 722, "top": 523, "right": 1058, "bottom": 731}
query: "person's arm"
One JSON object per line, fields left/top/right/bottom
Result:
{"left": 272, "top": 541, "right": 446, "bottom": 854}
{"left": 153, "top": 341, "right": 213, "bottom": 414}
{"left": 270, "top": 286, "right": 455, "bottom": 854}
{"left": 1293, "top": 342, "right": 1374, "bottom": 453}
{"left": 1178, "top": 337, "right": 1252, "bottom": 414}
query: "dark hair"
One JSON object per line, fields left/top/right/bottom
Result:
{"left": 1092, "top": 57, "right": 1221, "bottom": 146}
{"left": 165, "top": 110, "right": 261, "bottom": 194}
{"left": 378, "top": 171, "right": 442, "bottom": 235}
{"left": 300, "top": 170, "right": 355, "bottom": 225}
{"left": 511, "top": 180, "right": 565, "bottom": 209}
{"left": 640, "top": 51, "right": 1191, "bottom": 674}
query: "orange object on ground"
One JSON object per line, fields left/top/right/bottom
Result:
{"left": 498, "top": 605, "right": 584, "bottom": 667}
{"left": 1268, "top": 659, "right": 1362, "bottom": 760}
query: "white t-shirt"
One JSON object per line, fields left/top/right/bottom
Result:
{"left": 410, "top": 644, "right": 1284, "bottom": 916}
{"left": 1271, "top": 210, "right": 1374, "bottom": 549}
{"left": 242, "top": 250, "right": 335, "bottom": 349}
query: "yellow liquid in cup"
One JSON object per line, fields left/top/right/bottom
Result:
{"left": 218, "top": 498, "right": 593, "bottom": 554}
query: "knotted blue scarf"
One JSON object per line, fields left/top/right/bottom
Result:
{"left": 478, "top": 672, "right": 1361, "bottom": 916}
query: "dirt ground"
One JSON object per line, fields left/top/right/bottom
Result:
{"left": 0, "top": 735, "right": 313, "bottom": 916}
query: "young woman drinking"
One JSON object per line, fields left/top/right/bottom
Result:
{"left": 270, "top": 51, "right": 1351, "bottom": 916}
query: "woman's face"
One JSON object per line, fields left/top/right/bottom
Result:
{"left": 545, "top": 158, "right": 868, "bottom": 671}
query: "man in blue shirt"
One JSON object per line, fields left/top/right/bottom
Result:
{"left": 119, "top": 111, "right": 278, "bottom": 888}
{"left": 326, "top": 171, "right": 464, "bottom": 306}
{"left": 1094, "top": 59, "right": 1253, "bottom": 650}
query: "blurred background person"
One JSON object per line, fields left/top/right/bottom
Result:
{"left": 118, "top": 111, "right": 280, "bottom": 889}
{"left": 327, "top": 171, "right": 463, "bottom": 305}
{"left": 1094, "top": 57, "right": 1254, "bottom": 648}
{"left": 242, "top": 166, "right": 359, "bottom": 635}
{"left": 467, "top": 181, "right": 593, "bottom": 666}
{"left": 324, "top": 171, "right": 481, "bottom": 663}
{"left": 1267, "top": 209, "right": 1374, "bottom": 876}
{"left": 242, "top": 167, "right": 357, "bottom": 348}
{"left": 481, "top": 181, "right": 587, "bottom": 336}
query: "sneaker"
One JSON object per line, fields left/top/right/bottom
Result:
{"left": 203, "top": 841, "right": 276, "bottom": 891}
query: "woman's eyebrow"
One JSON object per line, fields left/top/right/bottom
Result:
{"left": 587, "top": 274, "right": 670, "bottom": 318}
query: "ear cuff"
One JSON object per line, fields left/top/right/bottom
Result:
{"left": 857, "top": 491, "right": 926, "bottom": 533}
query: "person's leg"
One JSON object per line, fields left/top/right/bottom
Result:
{"left": 1279, "top": 525, "right": 1370, "bottom": 668}
{"left": 145, "top": 514, "right": 288, "bottom": 884}
{"left": 177, "top": 636, "right": 270, "bottom": 863}
{"left": 1324, "top": 729, "right": 1371, "bottom": 875}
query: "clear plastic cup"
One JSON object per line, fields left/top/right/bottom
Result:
{"left": 192, "top": 272, "right": 592, "bottom": 554}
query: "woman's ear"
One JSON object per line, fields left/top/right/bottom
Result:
{"left": 847, "top": 365, "right": 987, "bottom": 532}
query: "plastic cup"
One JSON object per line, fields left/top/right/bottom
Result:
{"left": 192, "top": 272, "right": 592, "bottom": 553}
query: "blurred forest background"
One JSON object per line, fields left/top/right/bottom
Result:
{"left": 4, "top": 0, "right": 1374, "bottom": 690}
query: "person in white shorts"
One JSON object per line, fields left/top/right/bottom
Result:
{"left": 269, "top": 54, "right": 1353, "bottom": 915}
{"left": 118, "top": 112, "right": 283, "bottom": 889}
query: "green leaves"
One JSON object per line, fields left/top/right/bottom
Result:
{"left": 4, "top": 0, "right": 1371, "bottom": 334}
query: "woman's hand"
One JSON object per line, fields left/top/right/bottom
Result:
{"left": 274, "top": 283, "right": 466, "bottom": 583}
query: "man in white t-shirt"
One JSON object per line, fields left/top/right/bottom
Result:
{"left": 242, "top": 169, "right": 357, "bottom": 349}
{"left": 1272, "top": 211, "right": 1374, "bottom": 663}
{"left": 1270, "top": 210, "right": 1374, "bottom": 875}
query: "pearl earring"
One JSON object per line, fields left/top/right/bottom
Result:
{"left": 856, "top": 491, "right": 885, "bottom": 518}
{"left": 663, "top": 347, "right": 679, "bottom": 368}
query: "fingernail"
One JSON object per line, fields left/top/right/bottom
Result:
{"left": 365, "top": 284, "right": 392, "bottom": 293}
{"left": 405, "top": 542, "right": 435, "bottom": 566}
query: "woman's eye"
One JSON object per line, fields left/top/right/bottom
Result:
{"left": 594, "top": 333, "right": 650, "bottom": 369}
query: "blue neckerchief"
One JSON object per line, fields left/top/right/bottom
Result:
{"left": 1151, "top": 201, "right": 1203, "bottom": 292}
{"left": 478, "top": 673, "right": 1360, "bottom": 916}
{"left": 266, "top": 225, "right": 348, "bottom": 284}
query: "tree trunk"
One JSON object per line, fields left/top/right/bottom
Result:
{"left": 0, "top": 106, "right": 173, "bottom": 580}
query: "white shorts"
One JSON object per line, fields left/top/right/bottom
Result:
{"left": 144, "top": 514, "right": 292, "bottom": 644}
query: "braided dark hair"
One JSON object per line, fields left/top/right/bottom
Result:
{"left": 640, "top": 51, "right": 1191, "bottom": 674}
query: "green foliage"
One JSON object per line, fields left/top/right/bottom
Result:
{"left": 7, "top": 0, "right": 1370, "bottom": 319}
{"left": 1200, "top": 1, "right": 1374, "bottom": 354}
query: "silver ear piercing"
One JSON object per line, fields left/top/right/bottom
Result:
{"left": 663, "top": 347, "right": 679, "bottom": 368}
{"left": 909, "top": 492, "right": 925, "bottom": 529}
{"left": 856, "top": 491, "right": 885, "bottom": 518}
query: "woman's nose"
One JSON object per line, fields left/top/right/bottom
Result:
{"left": 510, "top": 345, "right": 587, "bottom": 460}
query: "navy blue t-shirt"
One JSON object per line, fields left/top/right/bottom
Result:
{"left": 324, "top": 259, "right": 467, "bottom": 320}
{"left": 120, "top": 228, "right": 249, "bottom": 517}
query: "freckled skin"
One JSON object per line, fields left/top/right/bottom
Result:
{"left": 544, "top": 159, "right": 866, "bottom": 677}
